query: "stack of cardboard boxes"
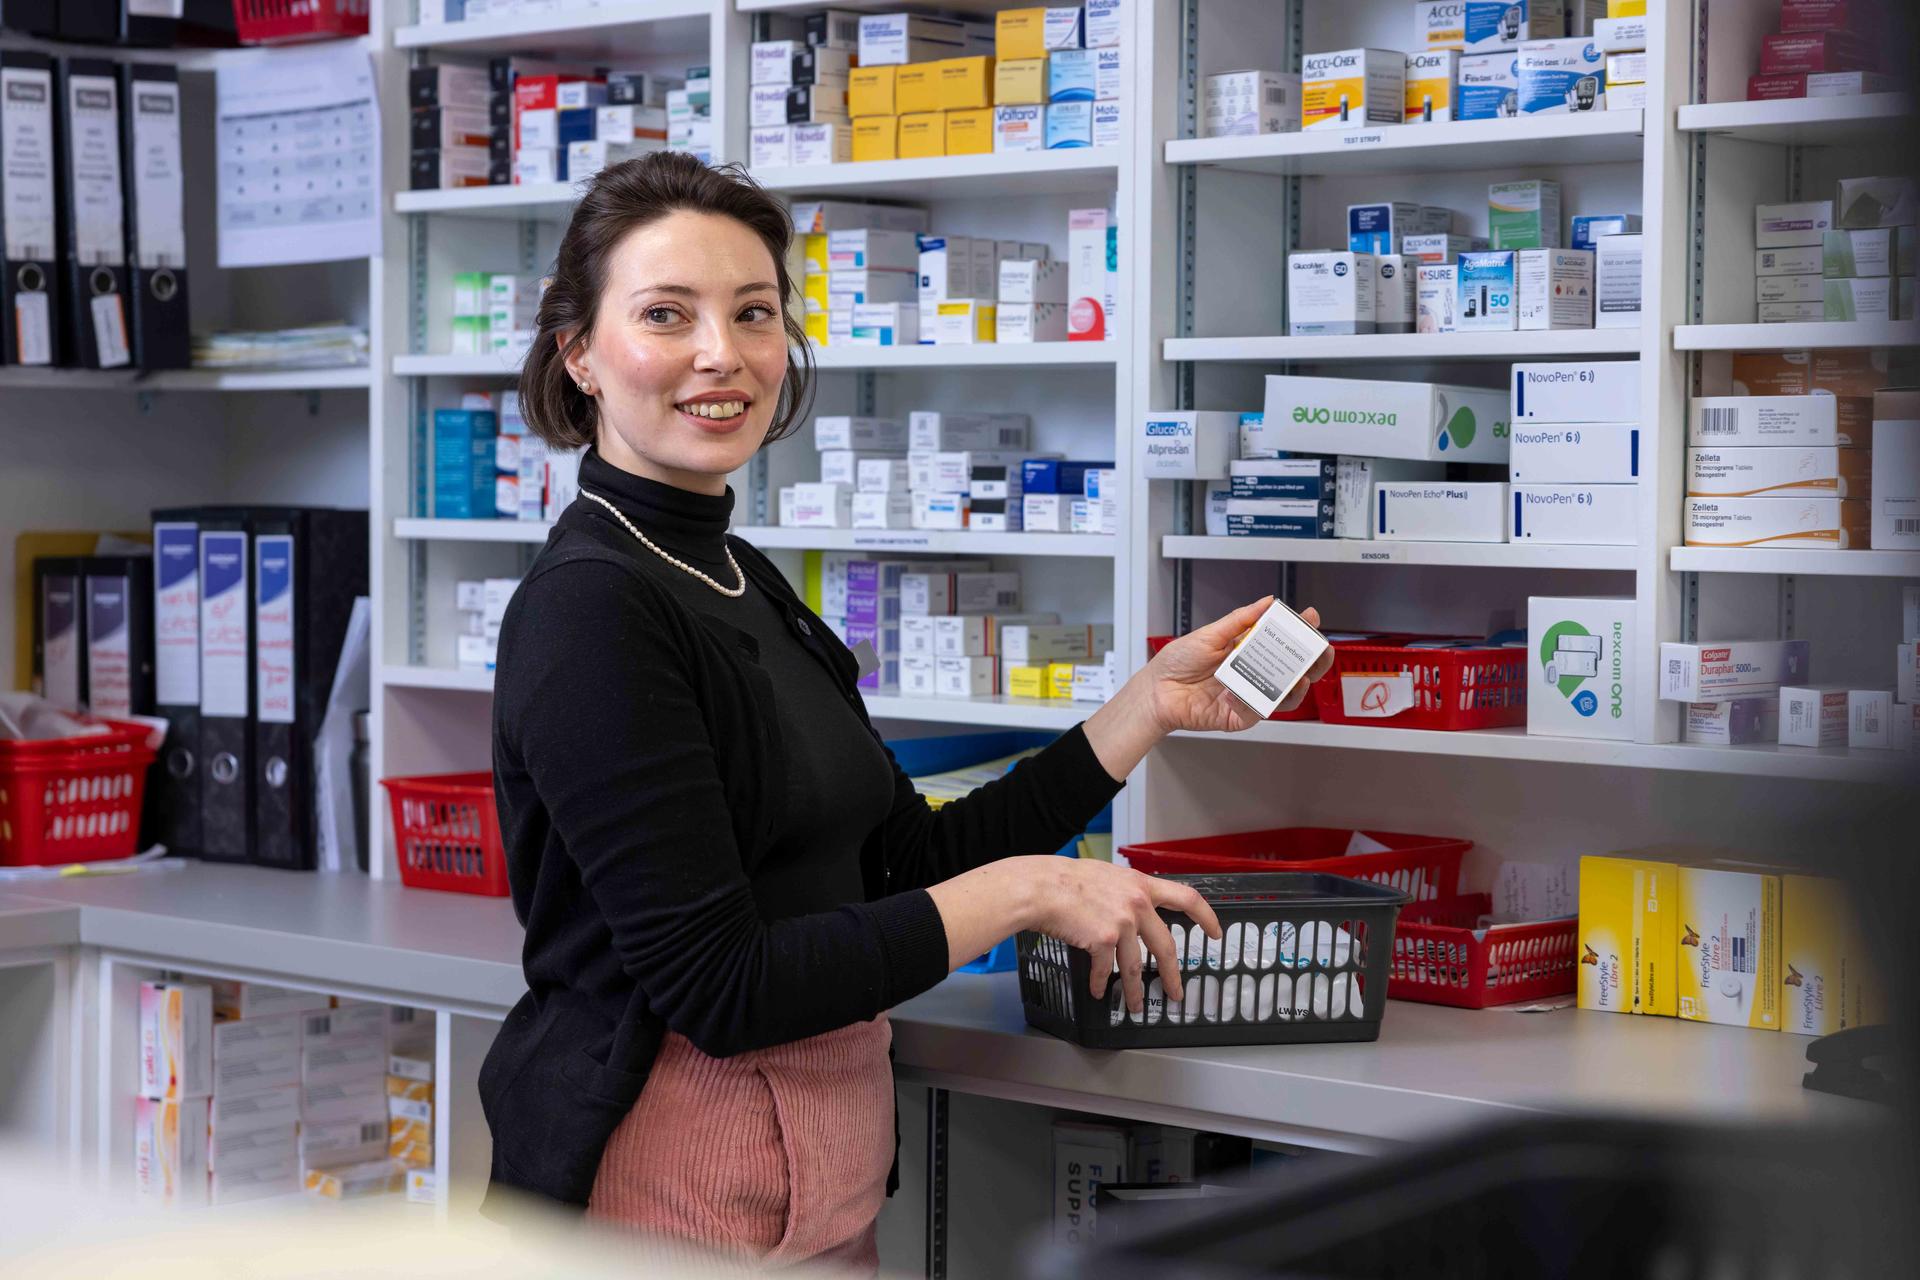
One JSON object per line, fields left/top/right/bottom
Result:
{"left": 1509, "top": 360, "right": 1641, "bottom": 546}
{"left": 1578, "top": 853, "right": 1886, "bottom": 1038}
{"left": 1755, "top": 178, "right": 1916, "bottom": 324}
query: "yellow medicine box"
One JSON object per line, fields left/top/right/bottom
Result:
{"left": 852, "top": 116, "right": 898, "bottom": 162}
{"left": 1608, "top": 1, "right": 1646, "bottom": 15}
{"left": 1047, "top": 661, "right": 1076, "bottom": 699}
{"left": 995, "top": 56, "right": 1048, "bottom": 105}
{"left": 849, "top": 65, "right": 897, "bottom": 118}
{"left": 1007, "top": 664, "right": 1050, "bottom": 699}
{"left": 1782, "top": 874, "right": 1886, "bottom": 1037}
{"left": 800, "top": 233, "right": 829, "bottom": 274}
{"left": 939, "top": 56, "right": 996, "bottom": 110}
{"left": 945, "top": 107, "right": 994, "bottom": 155}
{"left": 896, "top": 63, "right": 942, "bottom": 115}
{"left": 1577, "top": 854, "right": 1677, "bottom": 1017}
{"left": 804, "top": 310, "right": 829, "bottom": 346}
{"left": 996, "top": 8, "right": 1049, "bottom": 60}
{"left": 1675, "top": 866, "right": 1781, "bottom": 1031}
{"left": 802, "top": 272, "right": 829, "bottom": 310}
{"left": 898, "top": 112, "right": 946, "bottom": 159}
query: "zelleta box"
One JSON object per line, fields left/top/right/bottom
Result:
{"left": 1577, "top": 854, "right": 1677, "bottom": 1016}
{"left": 1659, "top": 639, "right": 1811, "bottom": 702}
{"left": 1684, "top": 446, "right": 1871, "bottom": 498}
{"left": 1511, "top": 483, "right": 1637, "bottom": 544}
{"left": 1529, "top": 596, "right": 1635, "bottom": 740}
{"left": 1684, "top": 496, "right": 1870, "bottom": 548}
{"left": 1676, "top": 866, "right": 1781, "bottom": 1030}
{"left": 1213, "top": 599, "right": 1329, "bottom": 719}
{"left": 1687, "top": 395, "right": 1868, "bottom": 447}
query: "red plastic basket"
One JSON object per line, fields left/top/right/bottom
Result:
{"left": 380, "top": 771, "right": 509, "bottom": 897}
{"left": 232, "top": 0, "right": 369, "bottom": 45}
{"left": 1310, "top": 642, "right": 1527, "bottom": 731}
{"left": 1121, "top": 827, "right": 1470, "bottom": 903}
{"left": 0, "top": 720, "right": 158, "bottom": 866}
{"left": 1390, "top": 893, "right": 1578, "bottom": 1008}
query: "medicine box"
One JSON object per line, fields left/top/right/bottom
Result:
{"left": 1684, "top": 496, "right": 1870, "bottom": 548}
{"left": 1416, "top": 263, "right": 1459, "bottom": 333}
{"left": 1577, "top": 853, "right": 1677, "bottom": 1015}
{"left": 1847, "top": 688, "right": 1896, "bottom": 749}
{"left": 1044, "top": 100, "right": 1092, "bottom": 148}
{"left": 1823, "top": 229, "right": 1893, "bottom": 277}
{"left": 1517, "top": 38, "right": 1607, "bottom": 114}
{"left": 934, "top": 655, "right": 998, "bottom": 698}
{"left": 1374, "top": 482, "right": 1509, "bottom": 542}
{"left": 1404, "top": 50, "right": 1457, "bottom": 122}
{"left": 1489, "top": 179, "right": 1560, "bottom": 249}
{"left": 209, "top": 980, "right": 329, "bottom": 1022}
{"left": 1401, "top": 233, "right": 1484, "bottom": 264}
{"left": 1229, "top": 458, "right": 1337, "bottom": 501}
{"left": 1204, "top": 69, "right": 1299, "bottom": 136}
{"left": 1872, "top": 389, "right": 1920, "bottom": 550}
{"left": 1683, "top": 698, "right": 1779, "bottom": 746}
{"left": 1348, "top": 202, "right": 1423, "bottom": 256}
{"left": 1687, "top": 395, "right": 1863, "bottom": 448}
{"left": 135, "top": 1096, "right": 210, "bottom": 1207}
{"left": 857, "top": 14, "right": 964, "bottom": 66}
{"left": 1264, "top": 375, "right": 1512, "bottom": 464}
{"left": 851, "top": 302, "right": 919, "bottom": 345}
{"left": 994, "top": 103, "right": 1046, "bottom": 151}
{"left": 1456, "top": 52, "right": 1518, "bottom": 120}
{"left": 1824, "top": 277, "right": 1893, "bottom": 321}
{"left": 1212, "top": 599, "right": 1329, "bottom": 719}
{"left": 1756, "top": 201, "right": 1834, "bottom": 249}
{"left": 1781, "top": 874, "right": 1885, "bottom": 1036}
{"left": 1085, "top": 0, "right": 1122, "bottom": 48}
{"left": 1594, "top": 233, "right": 1643, "bottom": 328}
{"left": 1413, "top": 1, "right": 1467, "bottom": 50}
{"left": 997, "top": 303, "right": 1069, "bottom": 342}
{"left": 1756, "top": 274, "right": 1824, "bottom": 305}
{"left": 1779, "top": 685, "right": 1847, "bottom": 748}
{"left": 1288, "top": 250, "right": 1375, "bottom": 335}
{"left": 1335, "top": 457, "right": 1444, "bottom": 538}
{"left": 1301, "top": 47, "right": 1404, "bottom": 131}
{"left": 1466, "top": 0, "right": 1564, "bottom": 53}
{"left": 1676, "top": 866, "right": 1782, "bottom": 1030}
{"left": 1571, "top": 213, "right": 1641, "bottom": 253}
{"left": 996, "top": 6, "right": 1082, "bottom": 60}
{"left": 1594, "top": 16, "right": 1647, "bottom": 51}
{"left": 1456, "top": 250, "right": 1517, "bottom": 331}
{"left": 817, "top": 416, "right": 908, "bottom": 451}
{"left": 1511, "top": 360, "right": 1639, "bottom": 422}
{"left": 212, "top": 1014, "right": 300, "bottom": 1094}
{"left": 140, "top": 981, "right": 212, "bottom": 1101}
{"left": 894, "top": 63, "right": 944, "bottom": 114}
{"left": 1835, "top": 175, "right": 1916, "bottom": 229}
{"left": 1684, "top": 447, "right": 1871, "bottom": 498}
{"left": 902, "top": 571, "right": 1021, "bottom": 616}
{"left": 1529, "top": 596, "right": 1634, "bottom": 739}
{"left": 1517, "top": 247, "right": 1594, "bottom": 330}
{"left": 1067, "top": 207, "right": 1109, "bottom": 340}
{"left": 1000, "top": 258, "right": 1068, "bottom": 304}
{"left": 911, "top": 412, "right": 1029, "bottom": 452}
{"left": 940, "top": 56, "right": 996, "bottom": 111}
{"left": 995, "top": 57, "right": 1048, "bottom": 106}
{"left": 787, "top": 482, "right": 853, "bottom": 528}
{"left": 1224, "top": 498, "right": 1336, "bottom": 539}
{"left": 1660, "top": 639, "right": 1811, "bottom": 702}
{"left": 898, "top": 112, "right": 945, "bottom": 158}
{"left": 1511, "top": 483, "right": 1637, "bottom": 544}
{"left": 1141, "top": 410, "right": 1237, "bottom": 480}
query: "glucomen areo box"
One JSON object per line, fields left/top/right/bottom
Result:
{"left": 1213, "top": 599, "right": 1329, "bottom": 719}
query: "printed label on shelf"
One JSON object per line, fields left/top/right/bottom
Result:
{"left": 1355, "top": 547, "right": 1399, "bottom": 562}
{"left": 851, "top": 533, "right": 935, "bottom": 549}
{"left": 1340, "top": 672, "right": 1414, "bottom": 718}
{"left": 1340, "top": 132, "right": 1390, "bottom": 148}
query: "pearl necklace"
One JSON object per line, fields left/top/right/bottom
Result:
{"left": 579, "top": 488, "right": 746, "bottom": 598}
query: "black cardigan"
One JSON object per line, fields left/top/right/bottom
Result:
{"left": 481, "top": 489, "right": 1124, "bottom": 1210}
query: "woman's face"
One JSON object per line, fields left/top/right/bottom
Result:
{"left": 564, "top": 209, "right": 788, "bottom": 495}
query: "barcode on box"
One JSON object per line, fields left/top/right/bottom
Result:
{"left": 306, "top": 1015, "right": 331, "bottom": 1037}
{"left": 1264, "top": 88, "right": 1287, "bottom": 104}
{"left": 1667, "top": 659, "right": 1682, "bottom": 678}
{"left": 1898, "top": 518, "right": 1919, "bottom": 535}
{"left": 360, "top": 1122, "right": 384, "bottom": 1143}
{"left": 1698, "top": 409, "right": 1737, "bottom": 436}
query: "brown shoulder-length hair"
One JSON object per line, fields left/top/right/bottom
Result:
{"left": 519, "top": 152, "right": 814, "bottom": 451}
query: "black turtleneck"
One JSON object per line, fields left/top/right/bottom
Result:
{"left": 482, "top": 444, "right": 1125, "bottom": 1209}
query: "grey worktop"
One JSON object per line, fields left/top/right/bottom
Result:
{"left": 0, "top": 864, "right": 1861, "bottom": 1149}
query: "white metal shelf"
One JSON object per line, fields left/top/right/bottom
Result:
{"left": 0, "top": 365, "right": 372, "bottom": 392}
{"left": 1166, "top": 330, "right": 1642, "bottom": 365}
{"left": 737, "top": 526, "right": 1116, "bottom": 558}
{"left": 1670, "top": 547, "right": 1920, "bottom": 578}
{"left": 1674, "top": 321, "right": 1920, "bottom": 351}
{"left": 751, "top": 150, "right": 1119, "bottom": 201}
{"left": 859, "top": 694, "right": 1089, "bottom": 730}
{"left": 380, "top": 664, "right": 496, "bottom": 693}
{"left": 1165, "top": 112, "right": 1644, "bottom": 178}
{"left": 1677, "top": 93, "right": 1913, "bottom": 147}
{"left": 1163, "top": 536, "right": 1636, "bottom": 572}
{"left": 812, "top": 343, "right": 1116, "bottom": 371}
{"left": 0, "top": 31, "right": 371, "bottom": 73}
{"left": 395, "top": 183, "right": 579, "bottom": 221}
{"left": 394, "top": 518, "right": 550, "bottom": 544}
{"left": 393, "top": 2, "right": 710, "bottom": 58}
{"left": 392, "top": 353, "right": 527, "bottom": 378}
{"left": 1177, "top": 722, "right": 1914, "bottom": 785}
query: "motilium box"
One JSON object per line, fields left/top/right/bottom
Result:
{"left": 1518, "top": 247, "right": 1594, "bottom": 330}
{"left": 1213, "top": 599, "right": 1329, "bottom": 719}
{"left": 1578, "top": 854, "right": 1677, "bottom": 1016}
{"left": 1264, "top": 374, "right": 1511, "bottom": 463}
{"left": 1511, "top": 483, "right": 1636, "bottom": 544}
{"left": 1685, "top": 446, "right": 1871, "bottom": 498}
{"left": 1684, "top": 497, "right": 1870, "bottom": 548}
{"left": 1301, "top": 48, "right": 1405, "bottom": 130}
{"left": 1872, "top": 388, "right": 1920, "bottom": 550}
{"left": 1288, "top": 251, "right": 1375, "bottom": 335}
{"left": 1456, "top": 250, "right": 1517, "bottom": 331}
{"left": 1779, "top": 685, "right": 1848, "bottom": 747}
{"left": 1782, "top": 874, "right": 1885, "bottom": 1036}
{"left": 1404, "top": 50, "right": 1458, "bottom": 121}
{"left": 1141, "top": 410, "right": 1237, "bottom": 480}
{"left": 135, "top": 1096, "right": 210, "bottom": 1207}
{"left": 1676, "top": 866, "right": 1782, "bottom": 1030}
{"left": 1375, "top": 482, "right": 1509, "bottom": 541}
{"left": 1683, "top": 697, "right": 1779, "bottom": 746}
{"left": 1511, "top": 360, "right": 1639, "bottom": 421}
{"left": 1457, "top": 52, "right": 1518, "bottom": 120}
{"left": 1595, "top": 233, "right": 1642, "bottom": 328}
{"left": 141, "top": 982, "right": 212, "bottom": 1100}
{"left": 1517, "top": 37, "right": 1607, "bottom": 114}
{"left": 1490, "top": 179, "right": 1561, "bottom": 249}
{"left": 1660, "top": 639, "right": 1811, "bottom": 701}
{"left": 1529, "top": 596, "right": 1635, "bottom": 740}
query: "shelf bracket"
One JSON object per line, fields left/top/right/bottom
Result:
{"left": 136, "top": 391, "right": 154, "bottom": 416}
{"left": 1778, "top": 574, "right": 1797, "bottom": 640}
{"left": 408, "top": 541, "right": 428, "bottom": 667}
{"left": 305, "top": 391, "right": 321, "bottom": 418}
{"left": 519, "top": 218, "right": 540, "bottom": 276}
{"left": 1681, "top": 570, "right": 1700, "bottom": 644}
{"left": 924, "top": 1086, "right": 949, "bottom": 1280}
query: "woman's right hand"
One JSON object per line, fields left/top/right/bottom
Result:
{"left": 1022, "top": 857, "right": 1222, "bottom": 1013}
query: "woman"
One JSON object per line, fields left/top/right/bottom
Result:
{"left": 480, "top": 152, "right": 1332, "bottom": 1270}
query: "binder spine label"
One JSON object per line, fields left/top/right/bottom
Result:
{"left": 154, "top": 522, "right": 199, "bottom": 705}
{"left": 2, "top": 65, "right": 56, "bottom": 261}
{"left": 68, "top": 74, "right": 125, "bottom": 267}
{"left": 129, "top": 0, "right": 187, "bottom": 16}
{"left": 200, "top": 533, "right": 248, "bottom": 718}
{"left": 86, "top": 575, "right": 132, "bottom": 718}
{"left": 130, "top": 81, "right": 185, "bottom": 270}
{"left": 41, "top": 573, "right": 81, "bottom": 709}
{"left": 255, "top": 535, "right": 295, "bottom": 726}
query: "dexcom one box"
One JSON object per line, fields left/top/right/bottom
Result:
{"left": 1578, "top": 853, "right": 1678, "bottom": 1016}
{"left": 1676, "top": 865, "right": 1782, "bottom": 1031}
{"left": 1264, "top": 375, "right": 1511, "bottom": 462}
{"left": 1528, "top": 595, "right": 1634, "bottom": 740}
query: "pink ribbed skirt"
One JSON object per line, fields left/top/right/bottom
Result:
{"left": 586, "top": 1014, "right": 896, "bottom": 1274}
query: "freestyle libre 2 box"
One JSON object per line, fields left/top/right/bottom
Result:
{"left": 1578, "top": 853, "right": 1677, "bottom": 1016}
{"left": 1782, "top": 874, "right": 1885, "bottom": 1036}
{"left": 1676, "top": 866, "right": 1782, "bottom": 1030}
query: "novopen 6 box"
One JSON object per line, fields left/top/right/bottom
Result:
{"left": 1578, "top": 853, "right": 1677, "bottom": 1016}
{"left": 1509, "top": 423, "right": 1640, "bottom": 483}
{"left": 1511, "top": 360, "right": 1639, "bottom": 422}
{"left": 1265, "top": 375, "right": 1511, "bottom": 463}
{"left": 1529, "top": 596, "right": 1635, "bottom": 740}
{"left": 1676, "top": 866, "right": 1782, "bottom": 1030}
{"left": 1511, "top": 483, "right": 1637, "bottom": 544}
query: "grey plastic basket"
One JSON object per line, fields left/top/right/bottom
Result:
{"left": 1016, "top": 872, "right": 1409, "bottom": 1049}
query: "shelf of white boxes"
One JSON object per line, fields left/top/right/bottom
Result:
{"left": 1161, "top": 537, "right": 1637, "bottom": 572}
{"left": 1675, "top": 93, "right": 1914, "bottom": 148}
{"left": 737, "top": 527, "right": 1118, "bottom": 558}
{"left": 749, "top": 151, "right": 1121, "bottom": 201}
{"left": 393, "top": 2, "right": 712, "bottom": 59}
{"left": 1164, "top": 330, "right": 1642, "bottom": 364}
{"left": 1165, "top": 111, "right": 1645, "bottom": 179}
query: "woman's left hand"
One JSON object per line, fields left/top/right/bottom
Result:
{"left": 1082, "top": 597, "right": 1336, "bottom": 781}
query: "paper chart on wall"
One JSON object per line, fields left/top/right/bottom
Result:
{"left": 215, "top": 43, "right": 379, "bottom": 268}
